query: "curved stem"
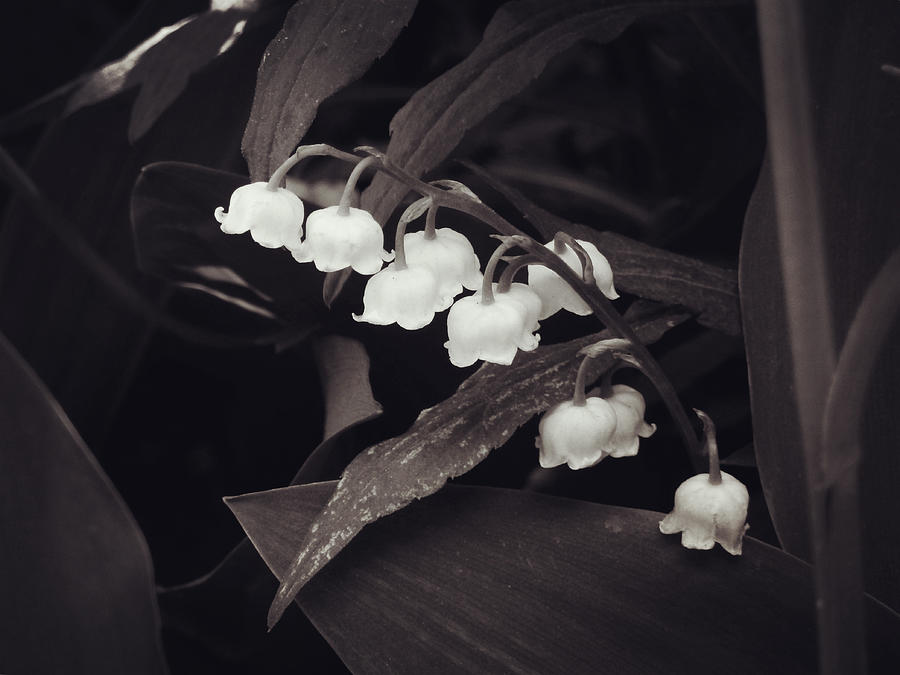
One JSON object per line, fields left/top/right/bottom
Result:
{"left": 338, "top": 155, "right": 377, "bottom": 215}
{"left": 695, "top": 409, "right": 720, "bottom": 484}
{"left": 480, "top": 237, "right": 527, "bottom": 304}
{"left": 572, "top": 354, "right": 592, "bottom": 407}
{"left": 553, "top": 231, "right": 595, "bottom": 286}
{"left": 267, "top": 143, "right": 333, "bottom": 190}
{"left": 424, "top": 203, "right": 438, "bottom": 240}
{"left": 269, "top": 143, "right": 701, "bottom": 463}
{"left": 497, "top": 254, "right": 541, "bottom": 292}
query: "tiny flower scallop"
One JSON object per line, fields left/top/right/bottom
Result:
{"left": 444, "top": 292, "right": 539, "bottom": 367}
{"left": 289, "top": 205, "right": 393, "bottom": 275}
{"left": 214, "top": 182, "right": 304, "bottom": 249}
{"left": 353, "top": 263, "right": 448, "bottom": 330}
{"left": 403, "top": 228, "right": 482, "bottom": 299}
{"left": 604, "top": 384, "right": 656, "bottom": 458}
{"left": 536, "top": 398, "right": 618, "bottom": 470}
{"left": 528, "top": 239, "right": 618, "bottom": 319}
{"left": 659, "top": 471, "right": 750, "bottom": 555}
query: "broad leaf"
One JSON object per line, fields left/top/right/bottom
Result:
{"left": 361, "top": 0, "right": 733, "bottom": 226}
{"left": 132, "top": 161, "right": 324, "bottom": 323}
{"left": 267, "top": 304, "right": 690, "bottom": 624}
{"left": 0, "top": 333, "right": 167, "bottom": 675}
{"left": 67, "top": 3, "right": 266, "bottom": 142}
{"left": 230, "top": 481, "right": 900, "bottom": 674}
{"left": 468, "top": 162, "right": 742, "bottom": 334}
{"left": 157, "top": 332, "right": 381, "bottom": 658}
{"left": 241, "top": 0, "right": 419, "bottom": 180}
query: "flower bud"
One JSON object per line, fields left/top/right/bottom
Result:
{"left": 402, "top": 228, "right": 482, "bottom": 299}
{"left": 444, "top": 290, "right": 539, "bottom": 367}
{"left": 536, "top": 398, "right": 618, "bottom": 469}
{"left": 659, "top": 472, "right": 749, "bottom": 555}
{"left": 214, "top": 182, "right": 304, "bottom": 249}
{"left": 528, "top": 239, "right": 618, "bottom": 319}
{"left": 289, "top": 205, "right": 393, "bottom": 275}
{"left": 353, "top": 263, "right": 449, "bottom": 330}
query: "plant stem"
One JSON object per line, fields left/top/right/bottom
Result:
{"left": 277, "top": 144, "right": 702, "bottom": 464}
{"left": 694, "top": 409, "right": 721, "bottom": 485}
{"left": 572, "top": 355, "right": 592, "bottom": 407}
{"left": 338, "top": 156, "right": 377, "bottom": 216}
{"left": 553, "top": 231, "right": 595, "bottom": 286}
{"left": 497, "top": 254, "right": 541, "bottom": 292}
{"left": 424, "top": 203, "right": 437, "bottom": 240}
{"left": 480, "top": 237, "right": 527, "bottom": 304}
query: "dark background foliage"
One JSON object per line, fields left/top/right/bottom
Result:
{"left": 2, "top": 1, "right": 896, "bottom": 673}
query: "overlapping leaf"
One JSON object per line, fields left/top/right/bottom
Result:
{"left": 229, "top": 480, "right": 900, "bottom": 674}
{"left": 131, "top": 161, "right": 324, "bottom": 323}
{"left": 468, "top": 162, "right": 742, "bottom": 334}
{"left": 66, "top": 2, "right": 268, "bottom": 142}
{"left": 0, "top": 333, "right": 167, "bottom": 675}
{"left": 241, "top": 0, "right": 419, "bottom": 180}
{"left": 266, "top": 304, "right": 690, "bottom": 624}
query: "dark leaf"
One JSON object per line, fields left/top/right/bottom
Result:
{"left": 229, "top": 481, "right": 900, "bottom": 674}
{"left": 241, "top": 0, "right": 419, "bottom": 181}
{"left": 471, "top": 162, "right": 742, "bottom": 334}
{"left": 267, "top": 304, "right": 690, "bottom": 624}
{"left": 132, "top": 161, "right": 324, "bottom": 324}
{"left": 0, "top": 333, "right": 167, "bottom": 675}
{"left": 738, "top": 158, "right": 809, "bottom": 558}
{"left": 360, "top": 0, "right": 730, "bottom": 226}
{"left": 67, "top": 5, "right": 264, "bottom": 142}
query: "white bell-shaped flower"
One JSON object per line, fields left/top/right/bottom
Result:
{"left": 528, "top": 239, "right": 618, "bottom": 319}
{"left": 498, "top": 282, "right": 542, "bottom": 332}
{"left": 289, "top": 205, "right": 392, "bottom": 275}
{"left": 214, "top": 182, "right": 304, "bottom": 249}
{"left": 536, "top": 397, "right": 619, "bottom": 470}
{"left": 353, "top": 263, "right": 448, "bottom": 330}
{"left": 659, "top": 471, "right": 749, "bottom": 555}
{"left": 604, "top": 384, "right": 657, "bottom": 457}
{"left": 403, "top": 228, "right": 482, "bottom": 299}
{"left": 444, "top": 290, "right": 539, "bottom": 367}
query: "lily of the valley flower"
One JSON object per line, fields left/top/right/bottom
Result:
{"left": 658, "top": 471, "right": 749, "bottom": 555}
{"left": 353, "top": 263, "right": 448, "bottom": 330}
{"left": 289, "top": 205, "right": 393, "bottom": 275}
{"left": 536, "top": 384, "right": 655, "bottom": 469}
{"left": 214, "top": 182, "right": 304, "bottom": 249}
{"left": 528, "top": 238, "right": 618, "bottom": 319}
{"left": 403, "top": 227, "right": 482, "bottom": 299}
{"left": 659, "top": 409, "right": 749, "bottom": 555}
{"left": 444, "top": 287, "right": 540, "bottom": 367}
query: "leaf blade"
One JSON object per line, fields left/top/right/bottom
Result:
{"left": 241, "top": 0, "right": 419, "bottom": 181}
{"left": 267, "top": 305, "right": 690, "bottom": 625}
{"left": 0, "top": 333, "right": 167, "bottom": 675}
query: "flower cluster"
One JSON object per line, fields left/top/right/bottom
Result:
{"left": 537, "top": 384, "right": 656, "bottom": 470}
{"left": 215, "top": 149, "right": 747, "bottom": 559}
{"left": 215, "top": 159, "right": 619, "bottom": 370}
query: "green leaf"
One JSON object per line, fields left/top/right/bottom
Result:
{"left": 266, "top": 303, "right": 690, "bottom": 625}
{"left": 66, "top": 5, "right": 264, "bottom": 142}
{"left": 131, "top": 161, "right": 324, "bottom": 324}
{"left": 0, "top": 333, "right": 167, "bottom": 675}
{"left": 229, "top": 481, "right": 900, "bottom": 674}
{"left": 241, "top": 0, "right": 419, "bottom": 181}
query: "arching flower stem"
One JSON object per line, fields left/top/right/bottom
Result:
{"left": 267, "top": 143, "right": 334, "bottom": 190}
{"left": 572, "top": 354, "right": 592, "bottom": 407}
{"left": 424, "top": 203, "right": 438, "bottom": 240}
{"left": 338, "top": 156, "right": 378, "bottom": 216}
{"left": 695, "top": 408, "right": 721, "bottom": 485}
{"left": 553, "top": 231, "right": 595, "bottom": 286}
{"left": 274, "top": 144, "right": 702, "bottom": 465}
{"left": 480, "top": 236, "right": 529, "bottom": 304}
{"left": 497, "top": 254, "right": 541, "bottom": 292}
